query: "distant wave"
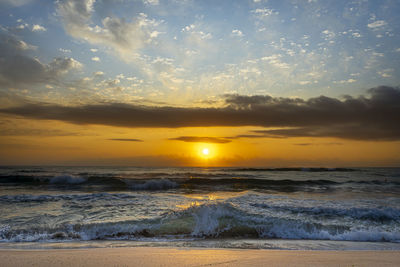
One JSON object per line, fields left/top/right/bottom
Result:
{"left": 226, "top": 167, "right": 357, "bottom": 172}
{"left": 0, "top": 192, "right": 137, "bottom": 203}
{"left": 0, "top": 173, "right": 399, "bottom": 192}
{"left": 127, "top": 179, "right": 179, "bottom": 190}
{"left": 49, "top": 175, "right": 87, "bottom": 184}
{"left": 1, "top": 201, "right": 399, "bottom": 242}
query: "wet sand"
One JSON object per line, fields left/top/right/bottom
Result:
{"left": 1, "top": 247, "right": 399, "bottom": 266}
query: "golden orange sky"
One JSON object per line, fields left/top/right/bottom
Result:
{"left": 1, "top": 115, "right": 399, "bottom": 166}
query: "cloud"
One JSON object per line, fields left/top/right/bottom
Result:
{"left": 0, "top": 128, "right": 80, "bottom": 136}
{"left": 293, "top": 142, "right": 343, "bottom": 146}
{"left": 367, "top": 20, "right": 387, "bottom": 29}
{"left": 1, "top": 86, "right": 399, "bottom": 141}
{"left": 231, "top": 29, "right": 244, "bottom": 37}
{"left": 0, "top": 0, "right": 32, "bottom": 7}
{"left": 0, "top": 31, "right": 82, "bottom": 87}
{"left": 108, "top": 138, "right": 143, "bottom": 142}
{"left": 377, "top": 69, "right": 394, "bottom": 78}
{"left": 94, "top": 71, "right": 104, "bottom": 76}
{"left": 251, "top": 8, "right": 276, "bottom": 17}
{"left": 250, "top": 124, "right": 400, "bottom": 141}
{"left": 59, "top": 48, "right": 72, "bottom": 53}
{"left": 48, "top": 57, "right": 82, "bottom": 75}
{"left": 333, "top": 79, "right": 357, "bottom": 84}
{"left": 321, "top": 29, "right": 335, "bottom": 40}
{"left": 260, "top": 54, "right": 290, "bottom": 69}
{"left": 32, "top": 24, "right": 46, "bottom": 32}
{"left": 299, "top": 81, "right": 312, "bottom": 85}
{"left": 143, "top": 0, "right": 159, "bottom": 5}
{"left": 57, "top": 0, "right": 160, "bottom": 58}
{"left": 91, "top": 56, "right": 100, "bottom": 62}
{"left": 169, "top": 136, "right": 232, "bottom": 144}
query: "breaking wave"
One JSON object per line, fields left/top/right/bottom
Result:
{"left": 1, "top": 202, "right": 399, "bottom": 243}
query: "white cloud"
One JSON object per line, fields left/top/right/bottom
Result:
{"left": 372, "top": 52, "right": 384, "bottom": 57}
{"left": 143, "top": 0, "right": 159, "bottom": 5}
{"left": 321, "top": 30, "right": 335, "bottom": 40}
{"left": 150, "top": 31, "right": 162, "bottom": 38}
{"left": 59, "top": 48, "right": 71, "bottom": 53}
{"left": 333, "top": 79, "right": 357, "bottom": 84}
{"left": 378, "top": 69, "right": 394, "bottom": 78}
{"left": 344, "top": 56, "right": 353, "bottom": 61}
{"left": 94, "top": 71, "right": 104, "bottom": 76}
{"left": 32, "top": 24, "right": 46, "bottom": 32}
{"left": 16, "top": 23, "right": 28, "bottom": 30}
{"left": 98, "top": 78, "right": 121, "bottom": 87}
{"left": 367, "top": 20, "right": 387, "bottom": 29}
{"left": 299, "top": 81, "right": 312, "bottom": 85}
{"left": 1, "top": 0, "right": 32, "bottom": 6}
{"left": 57, "top": 0, "right": 161, "bottom": 60}
{"left": 91, "top": 56, "right": 100, "bottom": 62}
{"left": 48, "top": 57, "right": 83, "bottom": 75}
{"left": 251, "top": 8, "right": 276, "bottom": 17}
{"left": 182, "top": 24, "right": 195, "bottom": 32}
{"left": 261, "top": 54, "right": 290, "bottom": 69}
{"left": 231, "top": 29, "right": 244, "bottom": 37}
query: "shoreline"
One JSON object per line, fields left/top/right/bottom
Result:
{"left": 2, "top": 239, "right": 400, "bottom": 250}
{"left": 1, "top": 247, "right": 399, "bottom": 267}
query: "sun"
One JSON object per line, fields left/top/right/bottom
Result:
{"left": 196, "top": 144, "right": 216, "bottom": 160}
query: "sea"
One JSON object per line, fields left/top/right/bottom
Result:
{"left": 0, "top": 166, "right": 399, "bottom": 250}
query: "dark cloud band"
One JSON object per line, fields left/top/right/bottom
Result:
{"left": 1, "top": 86, "right": 399, "bottom": 141}
{"left": 107, "top": 138, "right": 143, "bottom": 142}
{"left": 169, "top": 136, "right": 231, "bottom": 143}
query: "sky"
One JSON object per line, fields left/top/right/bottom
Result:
{"left": 0, "top": 0, "right": 399, "bottom": 166}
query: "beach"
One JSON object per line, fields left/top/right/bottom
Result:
{"left": 1, "top": 247, "right": 399, "bottom": 267}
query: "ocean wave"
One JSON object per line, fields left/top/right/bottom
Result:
{"left": 127, "top": 179, "right": 179, "bottom": 190}
{"left": 50, "top": 175, "right": 87, "bottom": 184}
{"left": 252, "top": 203, "right": 400, "bottom": 222}
{"left": 1, "top": 172, "right": 399, "bottom": 192}
{"left": 1, "top": 202, "right": 399, "bottom": 243}
{"left": 228, "top": 167, "right": 357, "bottom": 172}
{"left": 0, "top": 192, "right": 137, "bottom": 203}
